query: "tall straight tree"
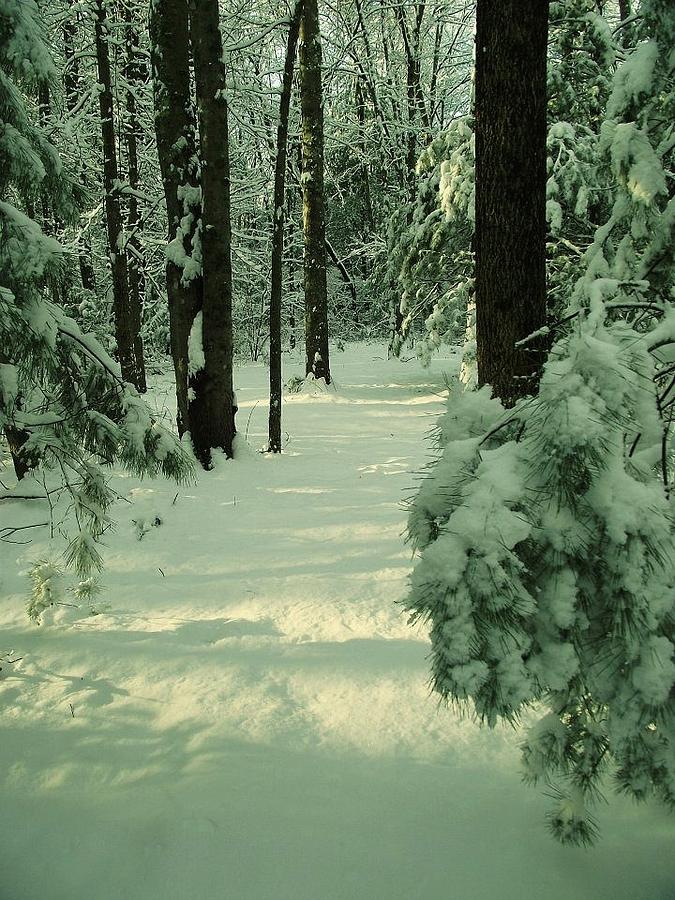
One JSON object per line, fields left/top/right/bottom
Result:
{"left": 188, "top": 0, "right": 236, "bottom": 463}
{"left": 150, "top": 0, "right": 236, "bottom": 466}
{"left": 474, "top": 0, "right": 549, "bottom": 406}
{"left": 149, "top": 0, "right": 201, "bottom": 436}
{"left": 93, "top": 0, "right": 144, "bottom": 390}
{"left": 268, "top": 0, "right": 303, "bottom": 453}
{"left": 63, "top": 2, "right": 96, "bottom": 295}
{"left": 299, "top": 0, "right": 330, "bottom": 383}
{"left": 123, "top": 0, "right": 147, "bottom": 393}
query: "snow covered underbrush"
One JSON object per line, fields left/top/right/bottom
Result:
{"left": 1, "top": 344, "right": 673, "bottom": 900}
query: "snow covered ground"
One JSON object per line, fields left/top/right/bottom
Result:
{"left": 1, "top": 343, "right": 673, "bottom": 900}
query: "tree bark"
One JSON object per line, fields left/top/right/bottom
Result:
{"left": 93, "top": 0, "right": 141, "bottom": 389}
{"left": 474, "top": 0, "right": 549, "bottom": 406}
{"left": 149, "top": 0, "right": 202, "bottom": 436}
{"left": 123, "top": 2, "right": 147, "bottom": 392}
{"left": 268, "top": 0, "right": 303, "bottom": 453}
{"left": 299, "top": 0, "right": 331, "bottom": 383}
{"left": 189, "top": 0, "right": 236, "bottom": 464}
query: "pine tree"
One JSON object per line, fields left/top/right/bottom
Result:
{"left": 0, "top": 0, "right": 192, "bottom": 612}
{"left": 405, "top": 0, "right": 674, "bottom": 844}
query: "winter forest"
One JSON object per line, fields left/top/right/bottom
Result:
{"left": 1, "top": 0, "right": 674, "bottom": 896}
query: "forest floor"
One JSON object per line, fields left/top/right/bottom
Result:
{"left": 1, "top": 343, "right": 673, "bottom": 900}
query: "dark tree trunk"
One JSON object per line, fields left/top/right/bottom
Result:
{"left": 149, "top": 0, "right": 202, "bottom": 436}
{"left": 4, "top": 425, "right": 36, "bottom": 481}
{"left": 287, "top": 180, "right": 297, "bottom": 351}
{"left": 63, "top": 7, "right": 97, "bottom": 294}
{"left": 123, "top": 3, "right": 147, "bottom": 392}
{"left": 474, "top": 0, "right": 549, "bottom": 406}
{"left": 355, "top": 77, "right": 374, "bottom": 234}
{"left": 396, "top": 2, "right": 430, "bottom": 195}
{"left": 299, "top": 0, "right": 330, "bottom": 383}
{"left": 189, "top": 0, "right": 236, "bottom": 464}
{"left": 94, "top": 0, "right": 141, "bottom": 389}
{"left": 268, "top": 0, "right": 303, "bottom": 453}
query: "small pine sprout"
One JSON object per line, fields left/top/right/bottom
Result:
{"left": 26, "top": 559, "right": 64, "bottom": 623}
{"left": 69, "top": 578, "right": 108, "bottom": 616}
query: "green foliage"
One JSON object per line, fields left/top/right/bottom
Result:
{"left": 0, "top": 1, "right": 194, "bottom": 613}
{"left": 406, "top": 0, "right": 675, "bottom": 844}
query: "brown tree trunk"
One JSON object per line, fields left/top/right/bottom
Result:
{"left": 299, "top": 0, "right": 330, "bottom": 383}
{"left": 149, "top": 0, "right": 202, "bottom": 436}
{"left": 474, "top": 0, "right": 549, "bottom": 406}
{"left": 189, "top": 0, "right": 236, "bottom": 464}
{"left": 93, "top": 0, "right": 141, "bottom": 389}
{"left": 123, "top": 2, "right": 147, "bottom": 392}
{"left": 268, "top": 0, "right": 303, "bottom": 453}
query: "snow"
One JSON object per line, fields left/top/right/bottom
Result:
{"left": 1, "top": 344, "right": 674, "bottom": 900}
{"left": 187, "top": 310, "right": 205, "bottom": 376}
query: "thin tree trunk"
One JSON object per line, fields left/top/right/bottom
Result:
{"left": 123, "top": 2, "right": 147, "bottom": 392}
{"left": 93, "top": 0, "right": 140, "bottom": 388}
{"left": 325, "top": 237, "right": 358, "bottom": 319}
{"left": 396, "top": 2, "right": 430, "bottom": 194}
{"left": 287, "top": 181, "right": 297, "bottom": 351}
{"left": 189, "top": 0, "right": 236, "bottom": 463}
{"left": 149, "top": 0, "right": 202, "bottom": 436}
{"left": 355, "top": 77, "right": 374, "bottom": 233}
{"left": 299, "top": 0, "right": 330, "bottom": 383}
{"left": 268, "top": 0, "right": 303, "bottom": 453}
{"left": 64, "top": 6, "right": 97, "bottom": 294}
{"left": 474, "top": 0, "right": 549, "bottom": 406}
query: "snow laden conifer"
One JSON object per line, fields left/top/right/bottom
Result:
{"left": 0, "top": 0, "right": 193, "bottom": 618}
{"left": 387, "top": 120, "right": 474, "bottom": 364}
{"left": 406, "top": 0, "right": 674, "bottom": 845}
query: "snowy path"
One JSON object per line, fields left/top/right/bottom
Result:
{"left": 1, "top": 345, "right": 673, "bottom": 900}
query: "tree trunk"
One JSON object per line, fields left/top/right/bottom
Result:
{"left": 396, "top": 2, "right": 430, "bottom": 195}
{"left": 268, "top": 0, "right": 303, "bottom": 453}
{"left": 189, "top": 0, "right": 236, "bottom": 464}
{"left": 299, "top": 0, "right": 330, "bottom": 383}
{"left": 355, "top": 77, "right": 374, "bottom": 233}
{"left": 93, "top": 0, "right": 141, "bottom": 389}
{"left": 63, "top": 5, "right": 97, "bottom": 294}
{"left": 474, "top": 0, "right": 549, "bottom": 406}
{"left": 123, "top": 3, "right": 147, "bottom": 392}
{"left": 149, "top": 0, "right": 202, "bottom": 436}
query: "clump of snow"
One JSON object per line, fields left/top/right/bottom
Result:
{"left": 187, "top": 311, "right": 205, "bottom": 376}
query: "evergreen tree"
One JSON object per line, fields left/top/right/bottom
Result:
{"left": 0, "top": 0, "right": 192, "bottom": 613}
{"left": 405, "top": 0, "right": 674, "bottom": 844}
